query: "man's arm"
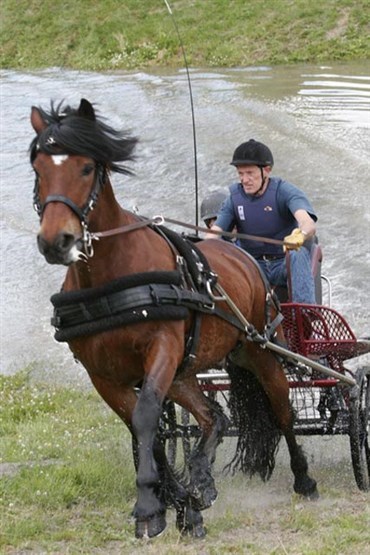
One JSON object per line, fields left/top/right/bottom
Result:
{"left": 294, "top": 209, "right": 317, "bottom": 240}
{"left": 204, "top": 224, "right": 224, "bottom": 240}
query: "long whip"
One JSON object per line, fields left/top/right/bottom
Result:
{"left": 164, "top": 0, "right": 199, "bottom": 232}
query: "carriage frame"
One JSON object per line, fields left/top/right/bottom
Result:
{"left": 159, "top": 272, "right": 370, "bottom": 491}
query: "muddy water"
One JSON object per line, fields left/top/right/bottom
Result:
{"left": 1, "top": 62, "right": 369, "bottom": 381}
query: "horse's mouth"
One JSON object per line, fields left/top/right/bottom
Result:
{"left": 38, "top": 235, "right": 86, "bottom": 266}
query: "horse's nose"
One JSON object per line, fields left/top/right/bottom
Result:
{"left": 37, "top": 232, "right": 76, "bottom": 264}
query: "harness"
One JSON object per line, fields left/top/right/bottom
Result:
{"left": 50, "top": 226, "right": 283, "bottom": 370}
{"left": 33, "top": 161, "right": 107, "bottom": 258}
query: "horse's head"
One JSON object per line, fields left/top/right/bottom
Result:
{"left": 30, "top": 98, "right": 137, "bottom": 265}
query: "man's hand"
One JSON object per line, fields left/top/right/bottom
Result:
{"left": 204, "top": 224, "right": 224, "bottom": 240}
{"left": 283, "top": 228, "right": 306, "bottom": 251}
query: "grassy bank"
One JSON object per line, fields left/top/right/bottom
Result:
{"left": 1, "top": 369, "right": 370, "bottom": 554}
{"left": 1, "top": 0, "right": 369, "bottom": 70}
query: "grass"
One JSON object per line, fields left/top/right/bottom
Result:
{"left": 1, "top": 369, "right": 369, "bottom": 554}
{"left": 0, "top": 368, "right": 137, "bottom": 552}
{"left": 1, "top": 0, "right": 369, "bottom": 70}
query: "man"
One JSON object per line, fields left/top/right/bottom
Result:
{"left": 204, "top": 139, "right": 317, "bottom": 303}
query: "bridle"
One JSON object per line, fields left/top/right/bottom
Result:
{"left": 33, "top": 159, "right": 107, "bottom": 258}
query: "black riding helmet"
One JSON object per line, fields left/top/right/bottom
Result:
{"left": 200, "top": 190, "right": 228, "bottom": 222}
{"left": 230, "top": 139, "right": 274, "bottom": 167}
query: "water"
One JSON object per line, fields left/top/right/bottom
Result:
{"left": 1, "top": 62, "right": 369, "bottom": 381}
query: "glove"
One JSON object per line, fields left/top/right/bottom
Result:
{"left": 283, "top": 228, "right": 306, "bottom": 251}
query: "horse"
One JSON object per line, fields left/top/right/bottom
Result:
{"left": 29, "top": 98, "right": 318, "bottom": 539}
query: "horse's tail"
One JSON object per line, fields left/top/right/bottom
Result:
{"left": 225, "top": 361, "right": 282, "bottom": 481}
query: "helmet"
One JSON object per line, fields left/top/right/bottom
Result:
{"left": 230, "top": 139, "right": 274, "bottom": 167}
{"left": 200, "top": 190, "right": 228, "bottom": 222}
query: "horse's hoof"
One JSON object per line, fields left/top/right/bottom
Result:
{"left": 135, "top": 513, "right": 166, "bottom": 539}
{"left": 179, "top": 520, "right": 207, "bottom": 538}
{"left": 307, "top": 487, "right": 319, "bottom": 501}
{"left": 294, "top": 477, "right": 319, "bottom": 500}
{"left": 191, "top": 523, "right": 207, "bottom": 538}
{"left": 180, "top": 523, "right": 207, "bottom": 538}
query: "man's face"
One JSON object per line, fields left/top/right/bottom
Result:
{"left": 236, "top": 164, "right": 271, "bottom": 195}
{"left": 205, "top": 217, "right": 216, "bottom": 229}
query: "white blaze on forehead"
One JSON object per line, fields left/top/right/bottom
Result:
{"left": 51, "top": 154, "right": 69, "bottom": 165}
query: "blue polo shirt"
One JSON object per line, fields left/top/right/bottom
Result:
{"left": 214, "top": 177, "right": 317, "bottom": 257}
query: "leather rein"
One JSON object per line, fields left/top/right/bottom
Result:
{"left": 91, "top": 215, "right": 286, "bottom": 247}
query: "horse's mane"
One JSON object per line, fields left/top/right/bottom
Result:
{"left": 29, "top": 100, "right": 138, "bottom": 175}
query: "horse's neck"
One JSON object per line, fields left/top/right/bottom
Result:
{"left": 89, "top": 180, "right": 128, "bottom": 231}
{"left": 65, "top": 180, "right": 174, "bottom": 290}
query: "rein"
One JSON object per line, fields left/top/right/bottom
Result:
{"left": 91, "top": 214, "right": 287, "bottom": 247}
{"left": 91, "top": 216, "right": 164, "bottom": 239}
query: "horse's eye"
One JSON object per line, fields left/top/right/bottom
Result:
{"left": 82, "top": 164, "right": 94, "bottom": 176}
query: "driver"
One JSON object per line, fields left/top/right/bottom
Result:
{"left": 204, "top": 139, "right": 317, "bottom": 304}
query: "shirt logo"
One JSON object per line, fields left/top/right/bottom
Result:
{"left": 238, "top": 205, "right": 245, "bottom": 220}
{"left": 264, "top": 205, "right": 273, "bottom": 212}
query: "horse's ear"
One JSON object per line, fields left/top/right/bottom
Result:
{"left": 78, "top": 98, "right": 96, "bottom": 121}
{"left": 31, "top": 106, "right": 47, "bottom": 134}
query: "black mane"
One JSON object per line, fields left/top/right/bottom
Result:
{"left": 30, "top": 100, "right": 138, "bottom": 175}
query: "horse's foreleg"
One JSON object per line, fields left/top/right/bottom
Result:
{"left": 89, "top": 370, "right": 171, "bottom": 538}
{"left": 132, "top": 378, "right": 167, "bottom": 538}
{"left": 132, "top": 333, "right": 184, "bottom": 539}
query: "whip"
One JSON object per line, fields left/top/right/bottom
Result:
{"left": 164, "top": 0, "right": 199, "bottom": 232}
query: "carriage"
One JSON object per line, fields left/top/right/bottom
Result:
{"left": 158, "top": 288, "right": 370, "bottom": 491}
{"left": 29, "top": 98, "right": 370, "bottom": 539}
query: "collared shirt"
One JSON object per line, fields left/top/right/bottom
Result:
{"left": 214, "top": 177, "right": 317, "bottom": 257}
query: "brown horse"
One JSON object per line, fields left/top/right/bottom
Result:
{"left": 30, "top": 98, "right": 318, "bottom": 539}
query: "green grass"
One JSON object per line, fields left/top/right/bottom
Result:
{"left": 1, "top": 0, "right": 369, "bottom": 70}
{"left": 0, "top": 369, "right": 138, "bottom": 552}
{"left": 1, "top": 369, "right": 369, "bottom": 554}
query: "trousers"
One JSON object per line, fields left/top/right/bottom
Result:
{"left": 257, "top": 247, "right": 316, "bottom": 304}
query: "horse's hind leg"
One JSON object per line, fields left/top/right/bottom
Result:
{"left": 284, "top": 429, "right": 318, "bottom": 498}
{"left": 152, "top": 432, "right": 206, "bottom": 538}
{"left": 253, "top": 352, "right": 319, "bottom": 499}
{"left": 168, "top": 374, "right": 229, "bottom": 514}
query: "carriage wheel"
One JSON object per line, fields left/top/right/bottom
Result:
{"left": 159, "top": 401, "right": 199, "bottom": 468}
{"left": 159, "top": 399, "right": 178, "bottom": 467}
{"left": 348, "top": 366, "right": 370, "bottom": 491}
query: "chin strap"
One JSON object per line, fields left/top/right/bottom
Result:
{"left": 253, "top": 167, "right": 267, "bottom": 196}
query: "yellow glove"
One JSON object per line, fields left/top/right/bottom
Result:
{"left": 283, "top": 228, "right": 306, "bottom": 251}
